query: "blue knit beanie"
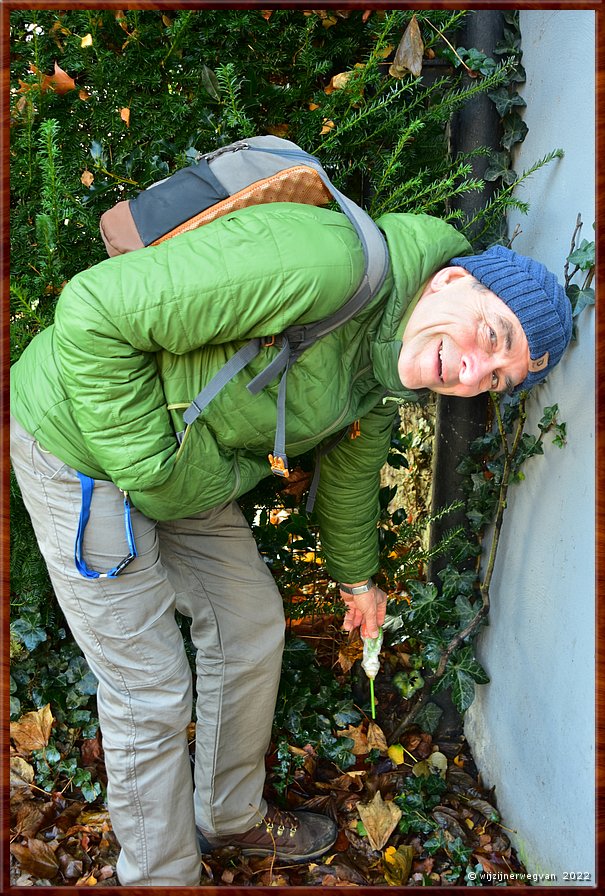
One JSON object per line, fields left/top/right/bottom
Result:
{"left": 450, "top": 244, "right": 572, "bottom": 390}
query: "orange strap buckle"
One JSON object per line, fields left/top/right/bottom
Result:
{"left": 268, "top": 454, "right": 289, "bottom": 478}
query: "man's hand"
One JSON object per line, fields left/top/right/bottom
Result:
{"left": 340, "top": 583, "right": 388, "bottom": 639}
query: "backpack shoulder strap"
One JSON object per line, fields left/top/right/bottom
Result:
{"left": 244, "top": 143, "right": 390, "bottom": 353}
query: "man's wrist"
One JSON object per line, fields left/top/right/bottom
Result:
{"left": 339, "top": 577, "right": 374, "bottom": 596}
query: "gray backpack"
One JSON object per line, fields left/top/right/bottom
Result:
{"left": 100, "top": 136, "right": 390, "bottom": 483}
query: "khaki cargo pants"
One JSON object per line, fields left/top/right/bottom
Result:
{"left": 10, "top": 417, "right": 286, "bottom": 885}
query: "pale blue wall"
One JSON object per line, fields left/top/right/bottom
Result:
{"left": 464, "top": 10, "right": 596, "bottom": 885}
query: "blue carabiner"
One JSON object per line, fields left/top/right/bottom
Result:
{"left": 74, "top": 473, "right": 137, "bottom": 579}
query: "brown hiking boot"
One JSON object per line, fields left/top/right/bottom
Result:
{"left": 197, "top": 803, "right": 337, "bottom": 863}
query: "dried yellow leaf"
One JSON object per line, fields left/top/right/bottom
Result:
{"left": 387, "top": 743, "right": 405, "bottom": 766}
{"left": 321, "top": 14, "right": 338, "bottom": 28}
{"left": 366, "top": 720, "right": 388, "bottom": 753}
{"left": 115, "top": 10, "right": 129, "bottom": 32}
{"left": 267, "top": 124, "right": 290, "bottom": 138}
{"left": 81, "top": 33, "right": 93, "bottom": 48}
{"left": 357, "top": 791, "right": 402, "bottom": 851}
{"left": 301, "top": 551, "right": 322, "bottom": 564}
{"left": 428, "top": 750, "right": 448, "bottom": 777}
{"left": 332, "top": 71, "right": 351, "bottom": 90}
{"left": 382, "top": 844, "right": 414, "bottom": 886}
{"left": 10, "top": 755, "right": 35, "bottom": 800}
{"left": 10, "top": 704, "right": 54, "bottom": 754}
{"left": 337, "top": 723, "right": 368, "bottom": 756}
{"left": 10, "top": 755, "right": 35, "bottom": 784}
{"left": 77, "top": 808, "right": 113, "bottom": 831}
{"left": 389, "top": 14, "right": 424, "bottom": 79}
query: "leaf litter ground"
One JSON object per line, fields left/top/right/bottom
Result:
{"left": 10, "top": 620, "right": 528, "bottom": 887}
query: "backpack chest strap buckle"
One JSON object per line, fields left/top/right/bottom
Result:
{"left": 268, "top": 453, "right": 289, "bottom": 477}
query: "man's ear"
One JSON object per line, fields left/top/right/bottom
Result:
{"left": 426, "top": 265, "right": 469, "bottom": 294}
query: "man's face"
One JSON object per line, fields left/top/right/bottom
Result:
{"left": 398, "top": 266, "right": 530, "bottom": 397}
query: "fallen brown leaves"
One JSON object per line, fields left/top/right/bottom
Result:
{"left": 10, "top": 704, "right": 54, "bottom": 753}
{"left": 10, "top": 714, "right": 525, "bottom": 887}
{"left": 196, "top": 720, "right": 526, "bottom": 887}
{"left": 357, "top": 790, "right": 402, "bottom": 851}
{"left": 10, "top": 788, "right": 119, "bottom": 886}
{"left": 10, "top": 705, "right": 117, "bottom": 886}
{"left": 10, "top": 685, "right": 526, "bottom": 886}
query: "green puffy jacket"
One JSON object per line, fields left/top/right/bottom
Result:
{"left": 11, "top": 203, "right": 469, "bottom": 582}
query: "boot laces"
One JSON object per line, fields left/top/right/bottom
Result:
{"left": 255, "top": 806, "right": 298, "bottom": 839}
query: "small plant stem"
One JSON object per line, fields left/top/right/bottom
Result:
{"left": 370, "top": 678, "right": 376, "bottom": 719}
{"left": 481, "top": 396, "right": 527, "bottom": 593}
{"left": 60, "top": 775, "right": 74, "bottom": 795}
{"left": 421, "top": 16, "right": 474, "bottom": 75}
{"left": 389, "top": 675, "right": 432, "bottom": 743}
{"left": 493, "top": 393, "right": 507, "bottom": 443}
{"left": 564, "top": 213, "right": 583, "bottom": 288}
{"left": 94, "top": 165, "right": 139, "bottom": 186}
{"left": 402, "top": 746, "right": 419, "bottom": 764}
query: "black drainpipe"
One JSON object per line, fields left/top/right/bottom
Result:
{"left": 428, "top": 9, "right": 506, "bottom": 580}
{"left": 427, "top": 10, "right": 506, "bottom": 736}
